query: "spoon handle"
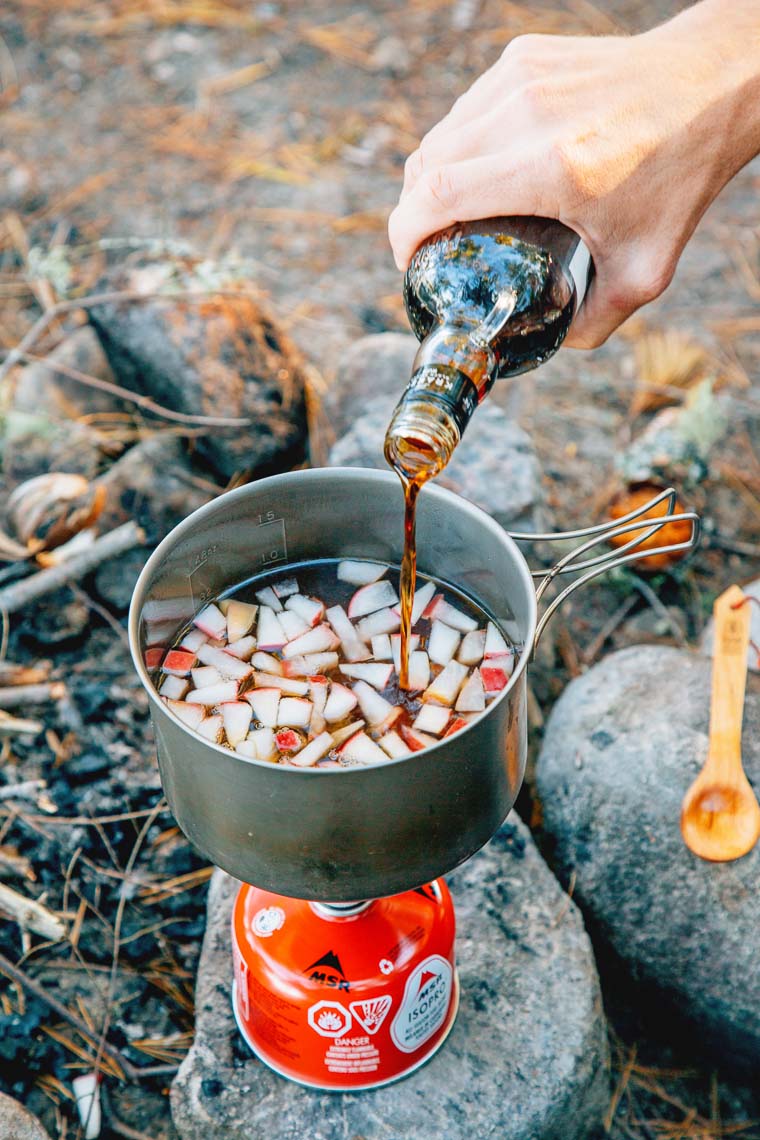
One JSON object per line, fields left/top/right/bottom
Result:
{"left": 707, "top": 585, "right": 752, "bottom": 775}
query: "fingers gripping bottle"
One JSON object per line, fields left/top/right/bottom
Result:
{"left": 384, "top": 217, "right": 591, "bottom": 481}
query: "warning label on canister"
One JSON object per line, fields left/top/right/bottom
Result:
{"left": 390, "top": 954, "right": 453, "bottom": 1054}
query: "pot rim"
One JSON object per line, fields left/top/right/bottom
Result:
{"left": 128, "top": 466, "right": 537, "bottom": 773}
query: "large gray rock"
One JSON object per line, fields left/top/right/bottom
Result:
{"left": 329, "top": 396, "right": 547, "bottom": 533}
{"left": 171, "top": 816, "right": 608, "bottom": 1140}
{"left": 536, "top": 645, "right": 760, "bottom": 1067}
{"left": 89, "top": 268, "right": 309, "bottom": 480}
{"left": 12, "top": 326, "right": 124, "bottom": 419}
{"left": 701, "top": 578, "right": 760, "bottom": 673}
{"left": 323, "top": 332, "right": 417, "bottom": 437}
{"left": 0, "top": 1093, "right": 51, "bottom": 1140}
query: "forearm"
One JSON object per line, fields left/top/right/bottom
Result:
{"left": 650, "top": 0, "right": 760, "bottom": 187}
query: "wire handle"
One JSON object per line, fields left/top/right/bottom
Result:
{"left": 509, "top": 487, "right": 700, "bottom": 648}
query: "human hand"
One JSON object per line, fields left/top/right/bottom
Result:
{"left": 388, "top": 2, "right": 760, "bottom": 348}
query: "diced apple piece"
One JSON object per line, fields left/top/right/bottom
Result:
{"left": 246, "top": 687, "right": 280, "bottom": 727}
{"left": 325, "top": 605, "right": 371, "bottom": 662}
{"left": 423, "top": 660, "right": 468, "bottom": 706}
{"left": 275, "top": 728, "right": 305, "bottom": 753}
{"left": 348, "top": 580, "right": 399, "bottom": 620}
{"left": 289, "top": 731, "right": 334, "bottom": 768}
{"left": 391, "top": 633, "right": 420, "bottom": 673}
{"left": 405, "top": 650, "right": 430, "bottom": 692}
{"left": 420, "top": 591, "right": 441, "bottom": 621}
{"left": 144, "top": 647, "right": 164, "bottom": 670}
{"left": 458, "top": 630, "right": 486, "bottom": 665}
{"left": 484, "top": 621, "right": 510, "bottom": 659}
{"left": 162, "top": 649, "right": 196, "bottom": 676}
{"left": 399, "top": 725, "right": 439, "bottom": 753}
{"left": 186, "top": 680, "right": 239, "bottom": 706}
{"left": 218, "top": 599, "right": 230, "bottom": 615}
{"left": 339, "top": 662, "right": 393, "bottom": 689}
{"left": 221, "top": 701, "right": 253, "bottom": 746}
{"left": 455, "top": 667, "right": 486, "bottom": 712}
{"left": 279, "top": 609, "right": 310, "bottom": 642}
{"left": 197, "top": 715, "right": 223, "bottom": 742}
{"left": 250, "top": 651, "right": 283, "bottom": 676}
{"left": 255, "top": 586, "right": 282, "bottom": 612}
{"left": 235, "top": 738, "right": 258, "bottom": 760}
{"left": 282, "top": 652, "right": 339, "bottom": 678}
{"left": 323, "top": 683, "right": 358, "bottom": 723}
{"left": 285, "top": 594, "right": 325, "bottom": 628}
{"left": 165, "top": 699, "right": 205, "bottom": 730}
{"left": 226, "top": 600, "right": 258, "bottom": 643}
{"left": 278, "top": 697, "right": 313, "bottom": 728}
{"left": 427, "top": 597, "right": 478, "bottom": 633}
{"left": 408, "top": 580, "right": 436, "bottom": 626}
{"left": 179, "top": 628, "right": 206, "bottom": 653}
{"left": 257, "top": 606, "right": 287, "bottom": 651}
{"left": 338, "top": 731, "right": 389, "bottom": 765}
{"left": 143, "top": 596, "right": 189, "bottom": 624}
{"left": 273, "top": 577, "right": 299, "bottom": 599}
{"left": 337, "top": 560, "right": 387, "bottom": 586}
{"left": 197, "top": 644, "right": 252, "bottom": 681}
{"left": 243, "top": 727, "right": 277, "bottom": 762}
{"left": 282, "top": 624, "right": 340, "bottom": 659}
{"left": 330, "top": 719, "right": 365, "bottom": 746}
{"left": 225, "top": 635, "right": 257, "bottom": 661}
{"left": 193, "top": 603, "right": 227, "bottom": 639}
{"left": 356, "top": 607, "right": 400, "bottom": 641}
{"left": 413, "top": 704, "right": 451, "bottom": 735}
{"left": 180, "top": 628, "right": 207, "bottom": 653}
{"left": 371, "top": 634, "right": 392, "bottom": 661}
{"left": 251, "top": 672, "right": 309, "bottom": 696}
{"left": 308, "top": 675, "right": 328, "bottom": 732}
{"left": 378, "top": 730, "right": 411, "bottom": 759}
{"left": 352, "top": 680, "right": 395, "bottom": 727}
{"left": 444, "top": 716, "right": 470, "bottom": 737}
{"left": 159, "top": 674, "right": 188, "bottom": 699}
{"left": 191, "top": 665, "right": 221, "bottom": 689}
{"left": 481, "top": 655, "right": 514, "bottom": 694}
{"left": 428, "top": 621, "right": 461, "bottom": 666}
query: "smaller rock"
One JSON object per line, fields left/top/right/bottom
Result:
{"left": 94, "top": 547, "right": 148, "bottom": 611}
{"left": 700, "top": 577, "right": 760, "bottom": 673}
{"left": 1, "top": 417, "right": 104, "bottom": 483}
{"left": 0, "top": 1092, "right": 51, "bottom": 1140}
{"left": 329, "top": 395, "right": 548, "bottom": 533}
{"left": 95, "top": 433, "right": 212, "bottom": 543}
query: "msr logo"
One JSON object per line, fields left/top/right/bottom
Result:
{"left": 304, "top": 950, "right": 351, "bottom": 992}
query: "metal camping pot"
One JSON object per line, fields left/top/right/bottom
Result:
{"left": 128, "top": 468, "right": 697, "bottom": 900}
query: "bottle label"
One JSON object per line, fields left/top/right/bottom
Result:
{"left": 407, "top": 365, "right": 479, "bottom": 434}
{"left": 567, "top": 240, "right": 591, "bottom": 312}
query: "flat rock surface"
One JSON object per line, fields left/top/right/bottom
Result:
{"left": 536, "top": 645, "right": 760, "bottom": 1067}
{"left": 172, "top": 815, "right": 608, "bottom": 1140}
{"left": 323, "top": 331, "right": 418, "bottom": 437}
{"left": 0, "top": 1093, "right": 51, "bottom": 1140}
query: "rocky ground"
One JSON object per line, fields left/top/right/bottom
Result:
{"left": 0, "top": 0, "right": 759, "bottom": 1138}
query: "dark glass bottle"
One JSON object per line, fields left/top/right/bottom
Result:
{"left": 384, "top": 216, "right": 591, "bottom": 480}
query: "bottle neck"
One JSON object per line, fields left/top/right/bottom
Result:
{"left": 384, "top": 322, "right": 499, "bottom": 482}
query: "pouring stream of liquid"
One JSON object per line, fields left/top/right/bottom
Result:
{"left": 680, "top": 584, "right": 760, "bottom": 862}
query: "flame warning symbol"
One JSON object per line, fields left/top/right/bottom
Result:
{"left": 349, "top": 995, "right": 392, "bottom": 1035}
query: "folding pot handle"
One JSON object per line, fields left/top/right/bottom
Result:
{"left": 508, "top": 487, "right": 700, "bottom": 649}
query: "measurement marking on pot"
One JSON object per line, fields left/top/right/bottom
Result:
{"left": 256, "top": 517, "right": 288, "bottom": 567}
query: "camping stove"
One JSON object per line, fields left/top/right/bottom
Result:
{"left": 231, "top": 880, "right": 457, "bottom": 1090}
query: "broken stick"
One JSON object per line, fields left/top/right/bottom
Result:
{"left": 0, "top": 521, "right": 145, "bottom": 614}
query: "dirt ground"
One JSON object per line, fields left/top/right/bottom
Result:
{"left": 1, "top": 1, "right": 759, "bottom": 1137}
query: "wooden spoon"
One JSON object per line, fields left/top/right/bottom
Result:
{"left": 681, "top": 585, "right": 760, "bottom": 862}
